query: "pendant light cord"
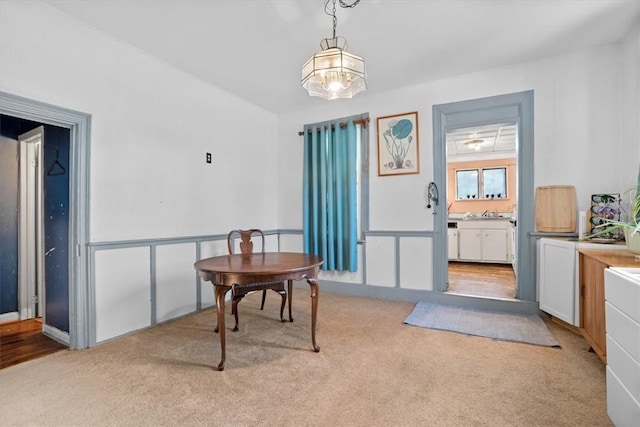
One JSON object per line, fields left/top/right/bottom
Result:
{"left": 324, "top": 0, "right": 362, "bottom": 39}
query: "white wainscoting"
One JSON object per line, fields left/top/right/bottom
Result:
{"left": 400, "top": 237, "right": 433, "bottom": 291}
{"left": 89, "top": 229, "right": 437, "bottom": 345}
{"left": 156, "top": 243, "right": 198, "bottom": 323}
{"left": 95, "top": 247, "right": 151, "bottom": 343}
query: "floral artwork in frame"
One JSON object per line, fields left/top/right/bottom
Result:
{"left": 377, "top": 111, "right": 420, "bottom": 176}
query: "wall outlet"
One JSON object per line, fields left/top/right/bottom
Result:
{"left": 206, "top": 153, "right": 212, "bottom": 164}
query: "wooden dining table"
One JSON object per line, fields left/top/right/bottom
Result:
{"left": 194, "top": 252, "right": 324, "bottom": 371}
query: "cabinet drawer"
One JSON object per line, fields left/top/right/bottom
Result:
{"left": 606, "top": 367, "right": 640, "bottom": 426}
{"left": 605, "top": 302, "right": 640, "bottom": 363}
{"left": 605, "top": 269, "right": 640, "bottom": 324}
{"left": 607, "top": 335, "right": 640, "bottom": 403}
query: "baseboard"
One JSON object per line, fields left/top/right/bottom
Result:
{"left": 293, "top": 280, "right": 540, "bottom": 315}
{"left": 43, "top": 324, "right": 70, "bottom": 345}
{"left": 550, "top": 315, "right": 582, "bottom": 336}
{"left": 0, "top": 312, "right": 20, "bottom": 324}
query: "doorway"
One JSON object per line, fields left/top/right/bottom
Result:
{"left": 0, "top": 91, "right": 91, "bottom": 349}
{"left": 432, "top": 91, "right": 535, "bottom": 303}
{"left": 445, "top": 123, "right": 518, "bottom": 300}
{"left": 1, "top": 116, "right": 71, "bottom": 341}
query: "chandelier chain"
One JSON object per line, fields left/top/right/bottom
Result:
{"left": 339, "top": 0, "right": 361, "bottom": 8}
{"left": 325, "top": 0, "right": 362, "bottom": 39}
{"left": 331, "top": 0, "right": 337, "bottom": 39}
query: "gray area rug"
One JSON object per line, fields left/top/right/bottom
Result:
{"left": 404, "top": 302, "right": 560, "bottom": 347}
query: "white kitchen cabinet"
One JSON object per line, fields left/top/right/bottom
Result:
{"left": 448, "top": 229, "right": 459, "bottom": 260}
{"left": 508, "top": 221, "right": 517, "bottom": 276}
{"left": 458, "top": 229, "right": 482, "bottom": 260}
{"left": 482, "top": 229, "right": 508, "bottom": 262}
{"left": 538, "top": 238, "right": 576, "bottom": 324}
{"left": 537, "top": 237, "right": 627, "bottom": 326}
{"left": 457, "top": 220, "right": 509, "bottom": 263}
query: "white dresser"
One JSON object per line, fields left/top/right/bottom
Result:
{"left": 605, "top": 267, "right": 640, "bottom": 426}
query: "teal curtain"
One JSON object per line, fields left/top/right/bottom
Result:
{"left": 303, "top": 119, "right": 358, "bottom": 272}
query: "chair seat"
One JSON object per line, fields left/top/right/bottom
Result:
{"left": 232, "top": 281, "right": 285, "bottom": 294}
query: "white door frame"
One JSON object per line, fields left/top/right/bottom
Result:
{"left": 18, "top": 126, "right": 45, "bottom": 320}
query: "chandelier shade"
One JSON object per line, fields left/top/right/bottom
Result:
{"left": 301, "top": 0, "right": 366, "bottom": 100}
{"left": 301, "top": 37, "right": 366, "bottom": 100}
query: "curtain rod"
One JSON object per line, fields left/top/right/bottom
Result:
{"left": 298, "top": 117, "right": 370, "bottom": 136}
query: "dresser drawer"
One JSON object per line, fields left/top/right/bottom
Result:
{"left": 605, "top": 302, "right": 640, "bottom": 363}
{"left": 607, "top": 367, "right": 640, "bottom": 427}
{"left": 605, "top": 268, "right": 640, "bottom": 324}
{"left": 607, "top": 335, "right": 640, "bottom": 403}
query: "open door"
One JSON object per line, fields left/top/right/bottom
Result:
{"left": 18, "top": 126, "right": 45, "bottom": 321}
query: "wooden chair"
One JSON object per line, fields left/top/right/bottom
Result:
{"left": 221, "top": 229, "right": 287, "bottom": 332}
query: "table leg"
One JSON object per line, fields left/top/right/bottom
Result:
{"left": 287, "top": 279, "right": 294, "bottom": 322}
{"left": 214, "top": 284, "right": 231, "bottom": 371}
{"left": 306, "top": 278, "right": 320, "bottom": 352}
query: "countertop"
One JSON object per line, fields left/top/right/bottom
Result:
{"left": 578, "top": 249, "right": 640, "bottom": 267}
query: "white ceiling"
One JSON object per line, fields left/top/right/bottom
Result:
{"left": 44, "top": 0, "right": 640, "bottom": 115}
{"left": 447, "top": 123, "right": 517, "bottom": 160}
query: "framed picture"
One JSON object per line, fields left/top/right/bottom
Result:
{"left": 377, "top": 111, "right": 420, "bottom": 176}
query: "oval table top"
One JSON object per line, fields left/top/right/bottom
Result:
{"left": 194, "top": 252, "right": 324, "bottom": 276}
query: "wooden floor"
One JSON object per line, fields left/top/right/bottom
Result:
{"left": 0, "top": 319, "right": 67, "bottom": 370}
{"left": 447, "top": 262, "right": 516, "bottom": 300}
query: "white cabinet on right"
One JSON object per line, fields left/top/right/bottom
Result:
{"left": 483, "top": 229, "right": 509, "bottom": 262}
{"left": 538, "top": 238, "right": 576, "bottom": 325}
{"left": 537, "top": 237, "right": 627, "bottom": 326}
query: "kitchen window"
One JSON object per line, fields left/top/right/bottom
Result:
{"left": 456, "top": 167, "right": 507, "bottom": 200}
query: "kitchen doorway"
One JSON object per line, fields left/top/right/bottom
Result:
{"left": 445, "top": 123, "right": 518, "bottom": 300}
{"left": 432, "top": 90, "right": 535, "bottom": 303}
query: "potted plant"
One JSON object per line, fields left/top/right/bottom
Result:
{"left": 585, "top": 165, "right": 640, "bottom": 254}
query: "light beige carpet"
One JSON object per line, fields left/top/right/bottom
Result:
{"left": 0, "top": 290, "right": 612, "bottom": 426}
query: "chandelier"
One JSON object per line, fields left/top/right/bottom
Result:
{"left": 301, "top": 0, "right": 366, "bottom": 100}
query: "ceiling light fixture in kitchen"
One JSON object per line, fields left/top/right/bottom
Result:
{"left": 464, "top": 138, "right": 483, "bottom": 151}
{"left": 301, "top": 0, "right": 366, "bottom": 100}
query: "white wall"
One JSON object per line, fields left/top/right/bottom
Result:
{"left": 0, "top": 1, "right": 280, "bottom": 342}
{"left": 278, "top": 41, "right": 634, "bottom": 288}
{"left": 0, "top": 1, "right": 279, "bottom": 241}
{"left": 620, "top": 22, "right": 640, "bottom": 191}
